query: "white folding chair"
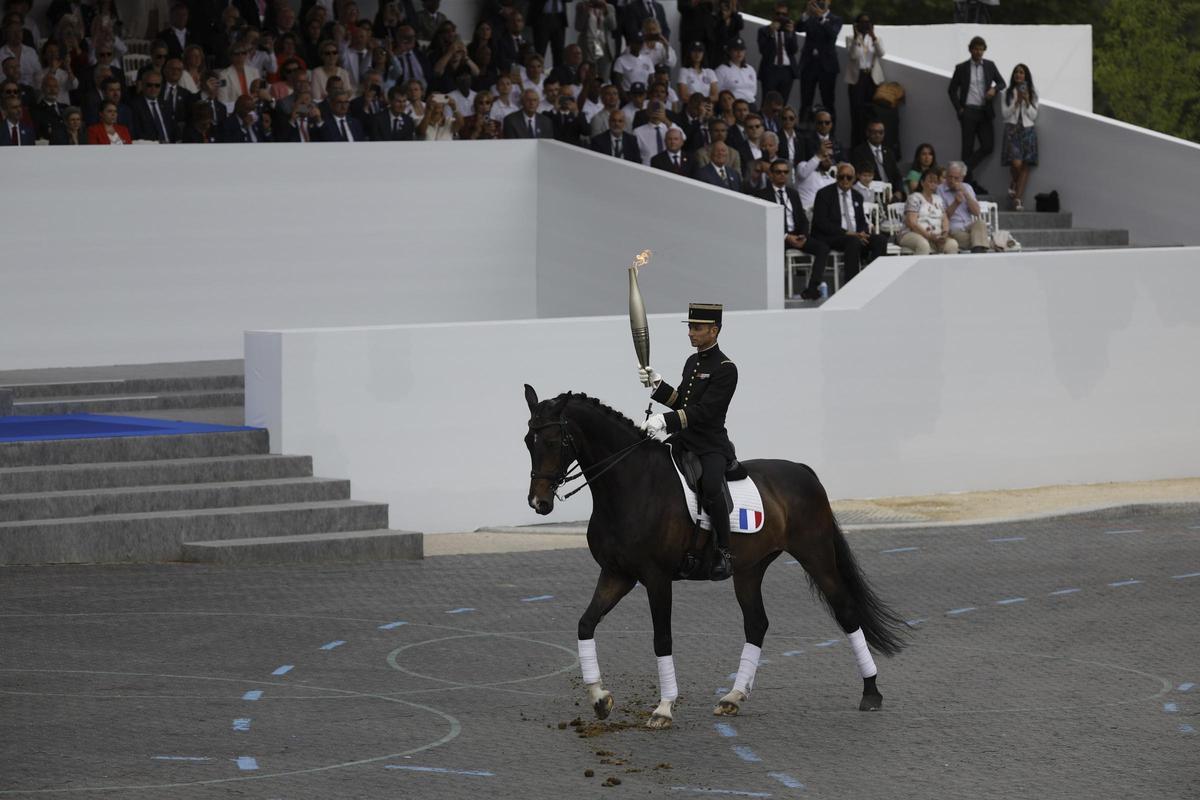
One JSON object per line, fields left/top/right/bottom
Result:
{"left": 124, "top": 38, "right": 151, "bottom": 56}
{"left": 122, "top": 53, "right": 151, "bottom": 85}
{"left": 868, "top": 180, "right": 893, "bottom": 207}
{"left": 975, "top": 200, "right": 999, "bottom": 236}
{"left": 785, "top": 250, "right": 814, "bottom": 298}
{"left": 863, "top": 201, "right": 880, "bottom": 235}
{"left": 885, "top": 202, "right": 914, "bottom": 255}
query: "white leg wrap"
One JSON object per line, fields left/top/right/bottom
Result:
{"left": 847, "top": 628, "right": 878, "bottom": 679}
{"left": 731, "top": 643, "right": 761, "bottom": 697}
{"left": 578, "top": 638, "right": 601, "bottom": 685}
{"left": 656, "top": 655, "right": 679, "bottom": 702}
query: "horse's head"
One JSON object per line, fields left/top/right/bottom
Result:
{"left": 523, "top": 384, "right": 577, "bottom": 515}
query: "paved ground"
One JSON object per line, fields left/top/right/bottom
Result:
{"left": 2, "top": 508, "right": 1198, "bottom": 799}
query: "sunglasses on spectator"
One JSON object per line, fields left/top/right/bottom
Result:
{"left": 837, "top": 173, "right": 855, "bottom": 180}
{"left": 145, "top": 82, "right": 162, "bottom": 87}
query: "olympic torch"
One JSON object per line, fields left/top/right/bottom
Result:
{"left": 628, "top": 249, "right": 653, "bottom": 369}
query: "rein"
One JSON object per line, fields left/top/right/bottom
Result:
{"left": 529, "top": 417, "right": 653, "bottom": 501}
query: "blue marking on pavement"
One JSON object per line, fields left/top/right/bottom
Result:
{"left": 1104, "top": 529, "right": 1143, "bottom": 535}
{"left": 385, "top": 765, "right": 495, "bottom": 777}
{"left": 1108, "top": 579, "right": 1143, "bottom": 587}
{"left": 669, "top": 788, "right": 772, "bottom": 798}
{"left": 1181, "top": 725, "right": 1195, "bottom": 734}
{"left": 768, "top": 772, "right": 806, "bottom": 790}
{"left": 1178, "top": 683, "right": 1195, "bottom": 692}
{"left": 446, "top": 608, "right": 475, "bottom": 614}
{"left": 732, "top": 746, "right": 762, "bottom": 762}
{"left": 988, "top": 536, "right": 1026, "bottom": 543}
{"left": 995, "top": 597, "right": 1026, "bottom": 605}
{"left": 232, "top": 718, "right": 251, "bottom": 732}
{"left": 241, "top": 690, "right": 263, "bottom": 701}
{"left": 1050, "top": 588, "right": 1081, "bottom": 596}
{"left": 782, "top": 650, "right": 803, "bottom": 656}
{"left": 814, "top": 639, "right": 839, "bottom": 648}
{"left": 715, "top": 687, "right": 731, "bottom": 696}
{"left": 271, "top": 665, "right": 293, "bottom": 675}
{"left": 153, "top": 756, "right": 213, "bottom": 762}
{"left": 714, "top": 722, "right": 737, "bottom": 738}
{"left": 1163, "top": 703, "right": 1178, "bottom": 713}
{"left": 1173, "top": 572, "right": 1200, "bottom": 580}
{"left": 906, "top": 618, "right": 927, "bottom": 626}
{"left": 320, "top": 640, "right": 346, "bottom": 650}
{"left": 520, "top": 594, "right": 554, "bottom": 602}
{"left": 236, "top": 757, "right": 258, "bottom": 771}
{"left": 379, "top": 621, "right": 408, "bottom": 629}
{"left": 946, "top": 607, "right": 977, "bottom": 616}
{"left": 881, "top": 546, "right": 919, "bottom": 554}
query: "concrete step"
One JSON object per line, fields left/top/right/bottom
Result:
{"left": 0, "top": 478, "right": 349, "bottom": 522}
{"left": 0, "top": 374, "right": 244, "bottom": 400}
{"left": 996, "top": 211, "right": 1072, "bottom": 229}
{"left": 127, "top": 407, "right": 246, "bottom": 426}
{"left": 0, "top": 500, "right": 391, "bottom": 564}
{"left": 182, "top": 529, "right": 423, "bottom": 564}
{"left": 0, "top": 429, "right": 269, "bottom": 468}
{"left": 1008, "top": 228, "right": 1130, "bottom": 248}
{"left": 12, "top": 389, "right": 244, "bottom": 416}
{"left": 0, "top": 454, "right": 312, "bottom": 494}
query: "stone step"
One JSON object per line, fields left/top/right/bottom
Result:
{"left": 0, "top": 500, "right": 391, "bottom": 564}
{"left": 0, "top": 454, "right": 312, "bottom": 494}
{"left": 0, "top": 374, "right": 244, "bottom": 400}
{"left": 996, "top": 211, "right": 1073, "bottom": 229}
{"left": 182, "top": 529, "right": 423, "bottom": 564}
{"left": 11, "top": 389, "right": 244, "bottom": 416}
{"left": 0, "top": 429, "right": 270, "bottom": 468}
{"left": 1008, "top": 228, "right": 1130, "bottom": 248}
{"left": 0, "top": 478, "right": 349, "bottom": 522}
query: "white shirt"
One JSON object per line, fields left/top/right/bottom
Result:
{"left": 852, "top": 34, "right": 875, "bottom": 70}
{"left": 450, "top": 88, "right": 476, "bottom": 112}
{"left": 838, "top": 187, "right": 857, "bottom": 231}
{"left": 612, "top": 50, "right": 656, "bottom": 91}
{"left": 0, "top": 44, "right": 40, "bottom": 86}
{"left": 965, "top": 60, "right": 987, "bottom": 107}
{"left": 642, "top": 40, "right": 677, "bottom": 70}
{"left": 581, "top": 96, "right": 603, "bottom": 121}
{"left": 633, "top": 121, "right": 681, "bottom": 164}
{"left": 489, "top": 96, "right": 519, "bottom": 122}
{"left": 772, "top": 185, "right": 795, "bottom": 233}
{"left": 332, "top": 115, "right": 354, "bottom": 141}
{"left": 171, "top": 26, "right": 188, "bottom": 49}
{"left": 678, "top": 66, "right": 717, "bottom": 98}
{"left": 870, "top": 144, "right": 889, "bottom": 182}
{"left": 904, "top": 192, "right": 947, "bottom": 236}
{"left": 714, "top": 63, "right": 757, "bottom": 103}
{"left": 794, "top": 155, "right": 835, "bottom": 207}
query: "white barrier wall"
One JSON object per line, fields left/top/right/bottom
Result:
{"left": 247, "top": 247, "right": 1200, "bottom": 532}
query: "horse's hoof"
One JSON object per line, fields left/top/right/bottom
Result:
{"left": 646, "top": 713, "right": 673, "bottom": 730}
{"left": 859, "top": 692, "right": 883, "bottom": 711}
{"left": 593, "top": 690, "right": 614, "bottom": 720}
{"left": 713, "top": 689, "right": 745, "bottom": 716}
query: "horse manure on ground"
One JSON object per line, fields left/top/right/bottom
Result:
{"left": 585, "top": 769, "right": 595, "bottom": 778}
{"left": 603, "top": 776, "right": 622, "bottom": 787}
{"left": 656, "top": 763, "right": 672, "bottom": 770}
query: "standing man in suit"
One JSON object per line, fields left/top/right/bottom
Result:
{"left": 812, "top": 162, "right": 888, "bottom": 286}
{"left": 696, "top": 141, "right": 741, "bottom": 191}
{"left": 158, "top": 2, "right": 192, "bottom": 60}
{"left": 590, "top": 108, "right": 641, "bottom": 162}
{"left": 130, "top": 70, "right": 175, "bottom": 142}
{"left": 947, "top": 36, "right": 1005, "bottom": 194}
{"left": 529, "top": 0, "right": 572, "bottom": 68}
{"left": 759, "top": 158, "right": 830, "bottom": 301}
{"left": 495, "top": 11, "right": 531, "bottom": 75}
{"left": 798, "top": 0, "right": 842, "bottom": 124}
{"left": 503, "top": 88, "right": 555, "bottom": 138}
{"left": 623, "top": 0, "right": 670, "bottom": 47}
{"left": 757, "top": 2, "right": 798, "bottom": 106}
{"left": 850, "top": 119, "right": 903, "bottom": 200}
{"left": 650, "top": 127, "right": 692, "bottom": 174}
{"left": 369, "top": 86, "right": 415, "bottom": 141}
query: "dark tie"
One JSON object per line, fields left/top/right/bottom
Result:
{"left": 210, "top": 100, "right": 217, "bottom": 124}
{"left": 243, "top": 124, "right": 250, "bottom": 142}
{"left": 10, "top": 124, "right": 17, "bottom": 146}
{"left": 527, "top": 117, "right": 535, "bottom": 138}
{"left": 655, "top": 125, "right": 664, "bottom": 153}
{"left": 339, "top": 118, "right": 348, "bottom": 140}
{"left": 165, "top": 85, "right": 174, "bottom": 111}
{"left": 702, "top": 126, "right": 709, "bottom": 146}
{"left": 393, "top": 116, "right": 400, "bottom": 137}
{"left": 613, "top": 137, "right": 621, "bottom": 158}
{"left": 150, "top": 99, "right": 167, "bottom": 142}
{"left": 405, "top": 52, "right": 416, "bottom": 80}
{"left": 671, "top": 153, "right": 679, "bottom": 170}
{"left": 777, "top": 31, "right": 784, "bottom": 65}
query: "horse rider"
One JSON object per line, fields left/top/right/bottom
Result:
{"left": 638, "top": 302, "right": 738, "bottom": 581}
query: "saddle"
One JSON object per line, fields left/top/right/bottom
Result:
{"left": 669, "top": 446, "right": 765, "bottom": 581}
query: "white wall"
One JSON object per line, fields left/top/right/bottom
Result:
{"left": 247, "top": 247, "right": 1200, "bottom": 533}
{"left": 535, "top": 142, "right": 782, "bottom": 318}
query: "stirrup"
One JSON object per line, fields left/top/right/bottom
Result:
{"left": 710, "top": 548, "right": 733, "bottom": 581}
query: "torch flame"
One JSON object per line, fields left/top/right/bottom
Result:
{"left": 630, "top": 249, "right": 652, "bottom": 274}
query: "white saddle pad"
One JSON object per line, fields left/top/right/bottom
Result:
{"left": 670, "top": 447, "right": 765, "bottom": 534}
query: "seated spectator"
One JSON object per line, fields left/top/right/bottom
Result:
{"left": 536, "top": 76, "right": 561, "bottom": 113}
{"left": 849, "top": 119, "right": 904, "bottom": 200}
{"left": 446, "top": 67, "right": 477, "bottom": 112}
{"left": 633, "top": 100, "right": 681, "bottom": 164}
{"left": 393, "top": 25, "right": 430, "bottom": 89}
{"left": 318, "top": 88, "right": 366, "bottom": 141}
{"left": 195, "top": 71, "right": 229, "bottom": 129}
{"left": 900, "top": 168, "right": 959, "bottom": 255}
{"left": 550, "top": 43, "right": 585, "bottom": 91}
{"left": 619, "top": 80, "right": 647, "bottom": 122}
{"left": 644, "top": 75, "right": 678, "bottom": 117}
{"left": 937, "top": 161, "right": 990, "bottom": 253}
{"left": 650, "top": 127, "right": 691, "bottom": 174}
{"left": 502, "top": 87, "right": 552, "bottom": 138}
{"left": 272, "top": 85, "right": 319, "bottom": 141}
{"left": 677, "top": 91, "right": 712, "bottom": 151}
{"left": 417, "top": 91, "right": 461, "bottom": 140}
{"left": 404, "top": 79, "right": 426, "bottom": 122}
{"left": 221, "top": 94, "right": 271, "bottom": 142}
{"left": 1, "top": 90, "right": 32, "bottom": 144}
{"left": 735, "top": 112, "right": 765, "bottom": 170}
{"left": 311, "top": 40, "right": 350, "bottom": 102}
{"left": 851, "top": 160, "right": 874, "bottom": 202}
{"left": 35, "top": 40, "right": 76, "bottom": 104}
{"left": 272, "top": 58, "right": 306, "bottom": 101}
{"left": 793, "top": 116, "right": 838, "bottom": 207}
{"left": 85, "top": 98, "right": 131, "bottom": 144}
{"left": 759, "top": 91, "right": 785, "bottom": 134}
{"left": 744, "top": 157, "right": 771, "bottom": 193}
{"left": 84, "top": 77, "right": 131, "bottom": 128}
{"left": 812, "top": 162, "right": 889, "bottom": 287}
{"left": 350, "top": 71, "right": 385, "bottom": 127}
{"left": 776, "top": 106, "right": 802, "bottom": 162}
{"left": 696, "top": 140, "right": 741, "bottom": 191}
{"left": 905, "top": 142, "right": 937, "bottom": 195}
{"left": 490, "top": 72, "right": 519, "bottom": 122}
{"left": 1001, "top": 63, "right": 1038, "bottom": 211}
{"left": 179, "top": 44, "right": 207, "bottom": 94}
{"left": 612, "top": 32, "right": 654, "bottom": 93}
{"left": 725, "top": 97, "right": 751, "bottom": 149}
{"left": 577, "top": 76, "right": 603, "bottom": 120}
{"left": 460, "top": 91, "right": 501, "bottom": 140}
{"left": 219, "top": 41, "right": 262, "bottom": 107}
{"left": 590, "top": 107, "right": 640, "bottom": 162}
{"left": 31, "top": 73, "right": 66, "bottom": 139}
{"left": 342, "top": 20, "right": 375, "bottom": 89}
{"left": 677, "top": 41, "right": 717, "bottom": 105}
{"left": 368, "top": 45, "right": 396, "bottom": 93}
{"left": 48, "top": 105, "right": 84, "bottom": 144}
{"left": 755, "top": 131, "right": 780, "bottom": 178}
{"left": 158, "top": 2, "right": 192, "bottom": 60}
{"left": 715, "top": 39, "right": 755, "bottom": 104}
{"left": 692, "top": 118, "right": 742, "bottom": 176}
{"left": 245, "top": 30, "right": 278, "bottom": 81}
{"left": 547, "top": 92, "right": 587, "bottom": 145}
{"left": 0, "top": 18, "right": 38, "bottom": 86}
{"left": 130, "top": 69, "right": 174, "bottom": 142}
{"left": 2, "top": 55, "right": 35, "bottom": 110}
{"left": 161, "top": 59, "right": 193, "bottom": 122}
{"left": 757, "top": 158, "right": 828, "bottom": 299}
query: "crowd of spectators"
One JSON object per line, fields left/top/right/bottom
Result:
{"left": 0, "top": 0, "right": 1041, "bottom": 294}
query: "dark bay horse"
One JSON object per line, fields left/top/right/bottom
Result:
{"left": 524, "top": 385, "right": 907, "bottom": 729}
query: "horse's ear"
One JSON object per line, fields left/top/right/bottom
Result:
{"left": 524, "top": 384, "right": 539, "bottom": 413}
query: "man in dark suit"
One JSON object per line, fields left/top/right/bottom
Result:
{"left": 84, "top": 77, "right": 133, "bottom": 129}
{"left": 758, "top": 158, "right": 830, "bottom": 301}
{"left": 622, "top": 0, "right": 669, "bottom": 44}
{"left": 160, "top": 59, "right": 194, "bottom": 128}
{"left": 947, "top": 36, "right": 1005, "bottom": 194}
{"left": 157, "top": 2, "right": 193, "bottom": 60}
{"left": 234, "top": 0, "right": 272, "bottom": 33}
{"left": 849, "top": 118, "right": 904, "bottom": 200}
{"left": 1, "top": 93, "right": 34, "bottom": 145}
{"left": 650, "top": 127, "right": 692, "bottom": 175}
{"left": 195, "top": 72, "right": 229, "bottom": 131}
{"left": 590, "top": 108, "right": 641, "bottom": 162}
{"left": 31, "top": 75, "right": 67, "bottom": 139}
{"left": 349, "top": 82, "right": 384, "bottom": 131}
{"left": 220, "top": 95, "right": 271, "bottom": 142}
{"left": 495, "top": 11, "right": 531, "bottom": 74}
{"left": 315, "top": 90, "right": 365, "bottom": 141}
{"left": 528, "top": 0, "right": 572, "bottom": 67}
{"left": 798, "top": 0, "right": 842, "bottom": 122}
{"left": 695, "top": 141, "right": 741, "bottom": 191}
{"left": 130, "top": 70, "right": 175, "bottom": 142}
{"left": 547, "top": 94, "right": 588, "bottom": 146}
{"left": 811, "top": 163, "right": 888, "bottom": 286}
{"left": 503, "top": 88, "right": 554, "bottom": 139}
{"left": 369, "top": 86, "right": 415, "bottom": 141}
{"left": 273, "top": 88, "right": 320, "bottom": 142}
{"left": 757, "top": 3, "right": 799, "bottom": 105}
{"left": 393, "top": 26, "right": 430, "bottom": 88}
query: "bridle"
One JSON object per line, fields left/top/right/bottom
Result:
{"left": 527, "top": 416, "right": 652, "bottom": 501}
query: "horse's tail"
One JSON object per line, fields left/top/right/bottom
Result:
{"left": 823, "top": 517, "right": 908, "bottom": 655}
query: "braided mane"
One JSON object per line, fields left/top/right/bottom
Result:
{"left": 538, "top": 392, "right": 643, "bottom": 436}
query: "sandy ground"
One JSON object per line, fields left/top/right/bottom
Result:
{"left": 424, "top": 477, "right": 1200, "bottom": 557}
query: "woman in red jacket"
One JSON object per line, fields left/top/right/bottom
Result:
{"left": 86, "top": 100, "right": 131, "bottom": 144}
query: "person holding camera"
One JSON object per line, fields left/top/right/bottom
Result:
{"left": 756, "top": 2, "right": 798, "bottom": 106}
{"left": 798, "top": 0, "right": 842, "bottom": 124}
{"left": 459, "top": 90, "right": 501, "bottom": 139}
{"left": 416, "top": 90, "right": 460, "bottom": 139}
{"left": 623, "top": 0, "right": 670, "bottom": 49}
{"left": 1000, "top": 62, "right": 1037, "bottom": 211}
{"left": 574, "top": 0, "right": 616, "bottom": 84}
{"left": 275, "top": 85, "right": 321, "bottom": 142}
{"left": 640, "top": 18, "right": 676, "bottom": 70}
{"left": 844, "top": 12, "right": 883, "bottom": 149}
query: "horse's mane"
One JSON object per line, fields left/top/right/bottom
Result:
{"left": 538, "top": 392, "right": 644, "bottom": 437}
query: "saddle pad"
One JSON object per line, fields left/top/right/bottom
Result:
{"left": 669, "top": 446, "right": 765, "bottom": 534}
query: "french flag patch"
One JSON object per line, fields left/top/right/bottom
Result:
{"left": 738, "top": 508, "right": 763, "bottom": 531}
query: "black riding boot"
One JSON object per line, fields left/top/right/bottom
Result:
{"left": 707, "top": 503, "right": 733, "bottom": 581}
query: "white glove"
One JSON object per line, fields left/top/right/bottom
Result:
{"left": 638, "top": 365, "right": 663, "bottom": 388}
{"left": 640, "top": 413, "right": 667, "bottom": 436}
